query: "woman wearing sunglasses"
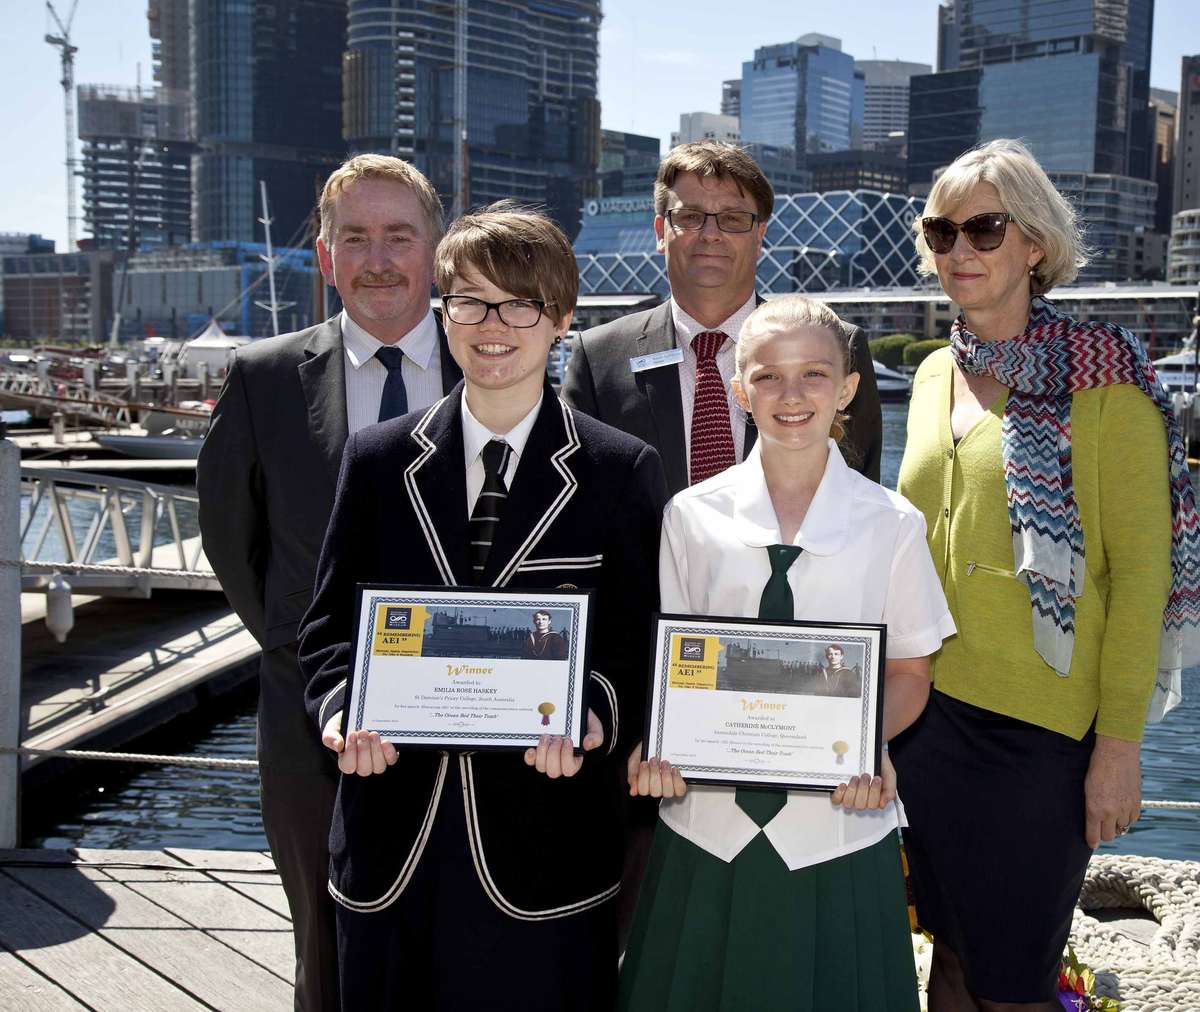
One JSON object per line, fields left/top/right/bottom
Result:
{"left": 892, "top": 137, "right": 1200, "bottom": 1011}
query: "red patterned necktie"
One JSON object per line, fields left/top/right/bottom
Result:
{"left": 689, "top": 330, "right": 736, "bottom": 485}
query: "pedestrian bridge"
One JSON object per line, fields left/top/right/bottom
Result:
{"left": 18, "top": 466, "right": 218, "bottom": 595}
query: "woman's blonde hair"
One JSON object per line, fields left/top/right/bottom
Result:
{"left": 735, "top": 295, "right": 857, "bottom": 446}
{"left": 912, "top": 138, "right": 1088, "bottom": 294}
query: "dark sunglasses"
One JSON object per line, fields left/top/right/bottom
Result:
{"left": 921, "top": 212, "right": 1013, "bottom": 254}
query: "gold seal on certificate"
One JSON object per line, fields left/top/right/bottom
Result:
{"left": 643, "top": 614, "right": 886, "bottom": 791}
{"left": 346, "top": 585, "right": 594, "bottom": 750}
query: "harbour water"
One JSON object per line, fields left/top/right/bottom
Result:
{"left": 17, "top": 403, "right": 1200, "bottom": 861}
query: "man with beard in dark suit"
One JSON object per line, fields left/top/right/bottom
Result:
{"left": 197, "top": 154, "right": 461, "bottom": 1011}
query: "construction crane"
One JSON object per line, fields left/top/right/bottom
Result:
{"left": 45, "top": 0, "right": 81, "bottom": 250}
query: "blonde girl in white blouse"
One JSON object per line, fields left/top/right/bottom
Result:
{"left": 618, "top": 295, "right": 955, "bottom": 1012}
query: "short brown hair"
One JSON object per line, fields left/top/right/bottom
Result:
{"left": 434, "top": 203, "right": 578, "bottom": 325}
{"left": 654, "top": 142, "right": 774, "bottom": 220}
{"left": 318, "top": 154, "right": 444, "bottom": 243}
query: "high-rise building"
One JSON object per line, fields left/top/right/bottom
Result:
{"left": 192, "top": 0, "right": 347, "bottom": 245}
{"left": 1048, "top": 171, "right": 1159, "bottom": 282}
{"left": 671, "top": 112, "right": 740, "bottom": 148}
{"left": 599, "top": 130, "right": 660, "bottom": 198}
{"left": 855, "top": 60, "right": 931, "bottom": 151}
{"left": 909, "top": 0, "right": 1154, "bottom": 188}
{"left": 1168, "top": 208, "right": 1200, "bottom": 286}
{"left": 740, "top": 34, "right": 864, "bottom": 157}
{"left": 721, "top": 79, "right": 742, "bottom": 119}
{"left": 807, "top": 149, "right": 908, "bottom": 194}
{"left": 147, "top": 0, "right": 190, "bottom": 95}
{"left": 1175, "top": 56, "right": 1200, "bottom": 221}
{"left": 1150, "top": 89, "right": 1177, "bottom": 235}
{"left": 342, "top": 0, "right": 601, "bottom": 238}
{"left": 77, "top": 85, "right": 194, "bottom": 251}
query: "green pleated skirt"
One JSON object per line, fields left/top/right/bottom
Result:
{"left": 618, "top": 824, "right": 919, "bottom": 1012}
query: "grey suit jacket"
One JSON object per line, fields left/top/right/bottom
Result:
{"left": 561, "top": 299, "right": 883, "bottom": 494}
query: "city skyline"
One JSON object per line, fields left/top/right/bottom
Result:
{"left": 3, "top": 0, "right": 1197, "bottom": 251}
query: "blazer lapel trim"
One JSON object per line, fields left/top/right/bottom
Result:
{"left": 460, "top": 755, "right": 621, "bottom": 920}
{"left": 405, "top": 395, "right": 461, "bottom": 586}
{"left": 327, "top": 753, "right": 449, "bottom": 912}
{"left": 491, "top": 398, "right": 581, "bottom": 589}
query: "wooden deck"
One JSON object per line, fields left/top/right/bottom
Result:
{"left": 19, "top": 592, "right": 259, "bottom": 777}
{"left": 0, "top": 847, "right": 293, "bottom": 1010}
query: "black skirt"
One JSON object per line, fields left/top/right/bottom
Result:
{"left": 890, "top": 689, "right": 1094, "bottom": 1003}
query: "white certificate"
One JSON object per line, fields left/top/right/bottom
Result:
{"left": 346, "top": 586, "right": 593, "bottom": 750}
{"left": 644, "top": 614, "right": 885, "bottom": 790}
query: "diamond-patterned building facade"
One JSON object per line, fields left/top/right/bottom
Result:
{"left": 573, "top": 191, "right": 925, "bottom": 296}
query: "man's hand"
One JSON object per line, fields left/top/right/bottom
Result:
{"left": 523, "top": 708, "right": 603, "bottom": 778}
{"left": 1085, "top": 735, "right": 1141, "bottom": 848}
{"left": 322, "top": 711, "right": 398, "bottom": 776}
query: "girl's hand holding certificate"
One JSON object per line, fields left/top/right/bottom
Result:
{"left": 626, "top": 741, "right": 688, "bottom": 799}
{"left": 830, "top": 751, "right": 897, "bottom": 810}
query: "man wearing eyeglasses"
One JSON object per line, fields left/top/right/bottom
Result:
{"left": 563, "top": 140, "right": 881, "bottom": 493}
{"left": 197, "top": 154, "right": 461, "bottom": 1012}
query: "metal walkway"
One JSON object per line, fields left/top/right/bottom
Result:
{"left": 0, "top": 368, "right": 134, "bottom": 428}
{"left": 18, "top": 466, "right": 218, "bottom": 595}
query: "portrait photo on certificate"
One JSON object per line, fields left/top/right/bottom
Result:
{"left": 643, "top": 615, "right": 886, "bottom": 791}
{"left": 345, "top": 585, "right": 594, "bottom": 750}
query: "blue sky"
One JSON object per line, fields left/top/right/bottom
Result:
{"left": 3, "top": 0, "right": 1196, "bottom": 250}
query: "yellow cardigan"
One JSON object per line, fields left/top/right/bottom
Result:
{"left": 897, "top": 348, "right": 1172, "bottom": 742}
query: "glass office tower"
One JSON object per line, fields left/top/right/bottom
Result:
{"left": 909, "top": 0, "right": 1154, "bottom": 188}
{"left": 192, "top": 0, "right": 347, "bottom": 245}
{"left": 342, "top": 0, "right": 601, "bottom": 238}
{"left": 740, "top": 34, "right": 864, "bottom": 156}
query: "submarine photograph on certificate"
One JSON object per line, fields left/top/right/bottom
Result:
{"left": 708, "top": 636, "right": 865, "bottom": 699}
{"left": 409, "top": 604, "right": 572, "bottom": 661}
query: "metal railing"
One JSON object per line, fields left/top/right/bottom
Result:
{"left": 0, "top": 367, "right": 133, "bottom": 427}
{"left": 18, "top": 465, "right": 218, "bottom": 595}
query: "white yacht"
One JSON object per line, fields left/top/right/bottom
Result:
{"left": 873, "top": 360, "right": 911, "bottom": 402}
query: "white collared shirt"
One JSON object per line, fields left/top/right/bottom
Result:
{"left": 656, "top": 440, "right": 957, "bottom": 871}
{"left": 461, "top": 394, "right": 543, "bottom": 515}
{"left": 340, "top": 309, "right": 444, "bottom": 435}
{"left": 671, "top": 294, "right": 757, "bottom": 474}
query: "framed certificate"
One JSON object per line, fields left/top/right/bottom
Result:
{"left": 643, "top": 614, "right": 886, "bottom": 791}
{"left": 346, "top": 585, "right": 594, "bottom": 750}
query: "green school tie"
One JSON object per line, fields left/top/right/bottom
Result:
{"left": 734, "top": 544, "right": 802, "bottom": 827}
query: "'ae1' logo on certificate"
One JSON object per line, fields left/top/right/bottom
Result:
{"left": 668, "top": 633, "right": 722, "bottom": 689}
{"left": 373, "top": 604, "right": 431, "bottom": 656}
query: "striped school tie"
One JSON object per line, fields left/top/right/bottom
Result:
{"left": 470, "top": 439, "right": 510, "bottom": 579}
{"left": 689, "top": 331, "right": 736, "bottom": 485}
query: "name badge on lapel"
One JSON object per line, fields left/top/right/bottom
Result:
{"left": 629, "top": 347, "right": 684, "bottom": 374}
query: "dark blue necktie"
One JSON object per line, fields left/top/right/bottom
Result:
{"left": 375, "top": 345, "right": 408, "bottom": 422}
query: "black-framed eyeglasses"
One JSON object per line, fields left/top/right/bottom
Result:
{"left": 665, "top": 208, "right": 759, "bottom": 234}
{"left": 441, "top": 295, "right": 556, "bottom": 328}
{"left": 921, "top": 212, "right": 1013, "bottom": 254}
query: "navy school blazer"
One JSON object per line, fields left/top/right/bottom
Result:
{"left": 300, "top": 379, "right": 668, "bottom": 919}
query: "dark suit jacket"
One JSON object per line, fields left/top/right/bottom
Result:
{"left": 299, "top": 381, "right": 667, "bottom": 918}
{"left": 561, "top": 298, "right": 883, "bottom": 493}
{"left": 196, "top": 313, "right": 462, "bottom": 770}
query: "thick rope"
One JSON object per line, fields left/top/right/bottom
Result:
{"left": 0, "top": 744, "right": 257, "bottom": 769}
{"left": 1072, "top": 853, "right": 1200, "bottom": 1010}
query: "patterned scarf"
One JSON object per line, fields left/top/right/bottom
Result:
{"left": 950, "top": 297, "right": 1200, "bottom": 721}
